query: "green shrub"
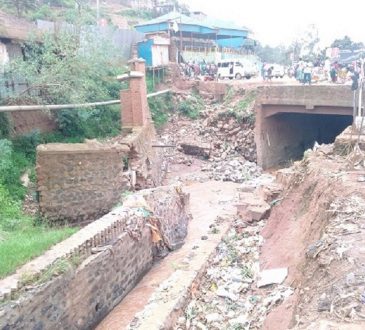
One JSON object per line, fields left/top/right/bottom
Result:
{"left": 148, "top": 93, "right": 174, "bottom": 127}
{"left": 0, "top": 113, "right": 10, "bottom": 138}
{"left": 232, "top": 91, "right": 256, "bottom": 124}
{"left": 177, "top": 95, "right": 204, "bottom": 119}
{"left": 57, "top": 105, "right": 121, "bottom": 139}
{"left": 5, "top": 31, "right": 125, "bottom": 140}
{"left": 12, "top": 130, "right": 42, "bottom": 161}
{"left": 0, "top": 183, "right": 24, "bottom": 231}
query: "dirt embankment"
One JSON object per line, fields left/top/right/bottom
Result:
{"left": 261, "top": 145, "right": 365, "bottom": 329}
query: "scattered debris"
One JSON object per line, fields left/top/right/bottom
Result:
{"left": 176, "top": 221, "right": 293, "bottom": 330}
{"left": 257, "top": 268, "right": 288, "bottom": 288}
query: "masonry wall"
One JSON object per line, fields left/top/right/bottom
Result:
{"left": 37, "top": 142, "right": 128, "bottom": 224}
{"left": 122, "top": 123, "right": 165, "bottom": 189}
{"left": 0, "top": 185, "right": 190, "bottom": 330}
{"left": 7, "top": 110, "right": 57, "bottom": 135}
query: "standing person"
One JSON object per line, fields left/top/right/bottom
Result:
{"left": 261, "top": 62, "right": 266, "bottom": 81}
{"left": 303, "top": 64, "right": 312, "bottom": 85}
{"left": 267, "top": 66, "right": 273, "bottom": 81}
{"left": 350, "top": 67, "right": 360, "bottom": 91}
{"left": 324, "top": 57, "right": 331, "bottom": 81}
{"left": 330, "top": 65, "right": 337, "bottom": 83}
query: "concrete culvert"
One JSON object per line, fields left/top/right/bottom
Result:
{"left": 255, "top": 85, "right": 354, "bottom": 169}
{"left": 259, "top": 112, "right": 352, "bottom": 168}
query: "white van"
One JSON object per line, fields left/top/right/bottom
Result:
{"left": 217, "top": 59, "right": 255, "bottom": 80}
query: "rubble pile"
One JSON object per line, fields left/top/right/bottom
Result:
{"left": 198, "top": 111, "right": 256, "bottom": 162}
{"left": 202, "top": 158, "right": 261, "bottom": 183}
{"left": 175, "top": 220, "right": 293, "bottom": 330}
{"left": 160, "top": 90, "right": 258, "bottom": 184}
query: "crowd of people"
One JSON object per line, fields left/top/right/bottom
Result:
{"left": 180, "top": 61, "right": 217, "bottom": 80}
{"left": 289, "top": 58, "right": 362, "bottom": 88}
{"left": 179, "top": 57, "right": 363, "bottom": 90}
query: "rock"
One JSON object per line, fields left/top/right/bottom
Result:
{"left": 229, "top": 315, "right": 248, "bottom": 326}
{"left": 248, "top": 203, "right": 271, "bottom": 221}
{"left": 177, "top": 316, "right": 186, "bottom": 325}
{"left": 257, "top": 268, "right": 288, "bottom": 288}
{"left": 216, "top": 288, "right": 238, "bottom": 301}
{"left": 206, "top": 313, "right": 222, "bottom": 323}
{"left": 179, "top": 142, "right": 211, "bottom": 158}
{"left": 237, "top": 196, "right": 271, "bottom": 222}
{"left": 317, "top": 294, "right": 331, "bottom": 312}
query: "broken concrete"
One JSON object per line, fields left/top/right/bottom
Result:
{"left": 236, "top": 190, "right": 273, "bottom": 222}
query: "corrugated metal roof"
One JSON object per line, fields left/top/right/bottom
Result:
{"left": 135, "top": 11, "right": 215, "bottom": 29}
{"left": 201, "top": 17, "right": 249, "bottom": 32}
{"left": 134, "top": 11, "right": 250, "bottom": 32}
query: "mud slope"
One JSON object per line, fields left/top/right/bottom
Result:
{"left": 261, "top": 145, "right": 365, "bottom": 329}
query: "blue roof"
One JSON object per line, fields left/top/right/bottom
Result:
{"left": 135, "top": 11, "right": 249, "bottom": 33}
{"left": 135, "top": 11, "right": 215, "bottom": 29}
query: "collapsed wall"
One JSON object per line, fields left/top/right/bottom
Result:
{"left": 0, "top": 185, "right": 190, "bottom": 330}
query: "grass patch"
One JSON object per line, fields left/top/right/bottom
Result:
{"left": 0, "top": 221, "right": 77, "bottom": 279}
{"left": 229, "top": 90, "right": 256, "bottom": 124}
{"left": 148, "top": 93, "right": 174, "bottom": 127}
{"left": 0, "top": 140, "right": 77, "bottom": 279}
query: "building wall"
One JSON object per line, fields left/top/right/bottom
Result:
{"left": 151, "top": 44, "right": 169, "bottom": 66}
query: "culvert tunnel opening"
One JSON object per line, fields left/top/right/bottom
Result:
{"left": 261, "top": 112, "right": 352, "bottom": 168}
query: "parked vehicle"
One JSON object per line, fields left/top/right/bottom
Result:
{"left": 217, "top": 59, "right": 256, "bottom": 80}
{"left": 271, "top": 64, "right": 285, "bottom": 78}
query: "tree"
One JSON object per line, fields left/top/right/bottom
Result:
{"left": 331, "top": 36, "right": 364, "bottom": 51}
{"left": 256, "top": 43, "right": 290, "bottom": 65}
{"left": 2, "top": 0, "right": 36, "bottom": 17}
{"left": 6, "top": 31, "right": 126, "bottom": 138}
{"left": 298, "top": 24, "right": 321, "bottom": 61}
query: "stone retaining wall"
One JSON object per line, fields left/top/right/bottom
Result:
{"left": 0, "top": 185, "right": 190, "bottom": 330}
{"left": 36, "top": 142, "right": 129, "bottom": 225}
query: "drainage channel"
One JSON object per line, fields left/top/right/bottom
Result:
{"left": 96, "top": 180, "right": 240, "bottom": 329}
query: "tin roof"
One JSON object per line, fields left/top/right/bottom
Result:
{"left": 135, "top": 11, "right": 249, "bottom": 32}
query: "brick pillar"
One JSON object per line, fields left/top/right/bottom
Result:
{"left": 120, "top": 58, "right": 150, "bottom": 129}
